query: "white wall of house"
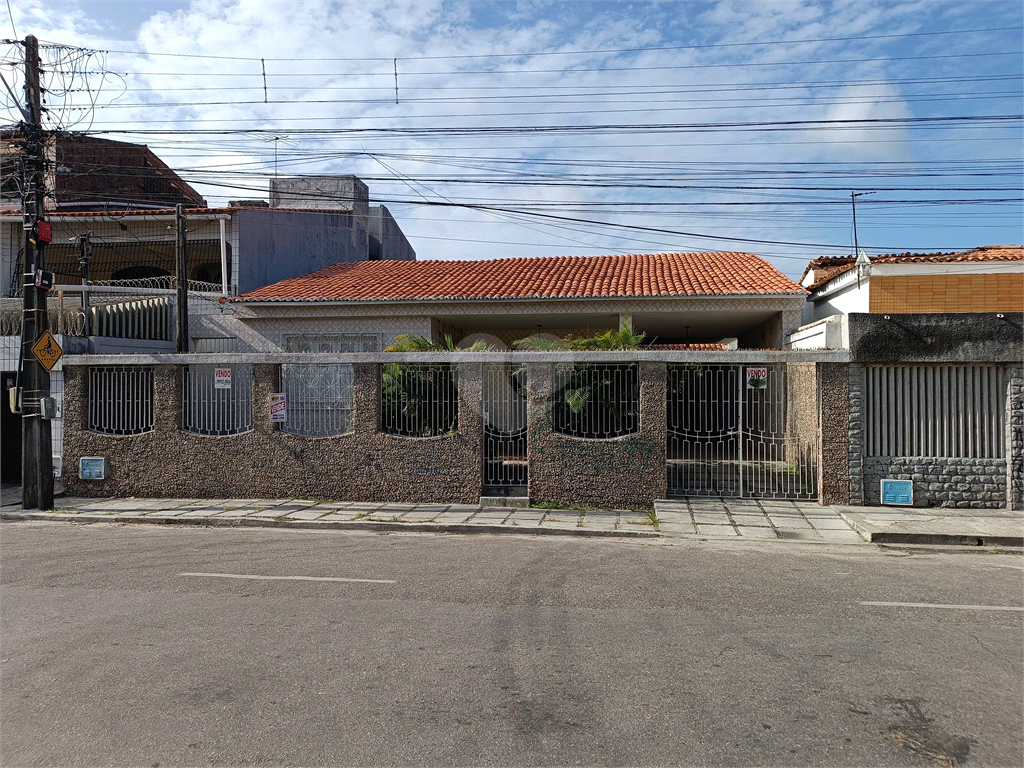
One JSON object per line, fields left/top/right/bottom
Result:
{"left": 803, "top": 269, "right": 869, "bottom": 323}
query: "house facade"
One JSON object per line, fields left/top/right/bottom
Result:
{"left": 1, "top": 161, "right": 414, "bottom": 484}
{"left": 215, "top": 251, "right": 808, "bottom": 353}
{"left": 786, "top": 245, "right": 1023, "bottom": 511}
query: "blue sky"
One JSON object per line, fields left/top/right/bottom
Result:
{"left": 2, "top": 0, "right": 1021, "bottom": 277}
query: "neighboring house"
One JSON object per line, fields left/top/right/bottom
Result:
{"left": 1, "top": 131, "right": 207, "bottom": 211}
{"left": 786, "top": 245, "right": 1023, "bottom": 510}
{"left": 1, "top": 161, "right": 414, "bottom": 483}
{"left": 794, "top": 245, "right": 1023, "bottom": 333}
{"left": 221, "top": 251, "right": 807, "bottom": 352}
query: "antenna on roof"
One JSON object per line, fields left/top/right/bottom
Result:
{"left": 265, "top": 135, "right": 289, "bottom": 178}
{"left": 850, "top": 191, "right": 875, "bottom": 258}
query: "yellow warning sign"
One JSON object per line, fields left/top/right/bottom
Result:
{"left": 32, "top": 330, "right": 62, "bottom": 372}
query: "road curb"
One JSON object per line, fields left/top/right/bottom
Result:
{"left": 0, "top": 510, "right": 660, "bottom": 539}
{"left": 837, "top": 512, "right": 1023, "bottom": 549}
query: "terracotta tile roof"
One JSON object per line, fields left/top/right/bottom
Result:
{"left": 235, "top": 252, "right": 805, "bottom": 303}
{"left": 804, "top": 245, "right": 1022, "bottom": 291}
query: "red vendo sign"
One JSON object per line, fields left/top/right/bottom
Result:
{"left": 36, "top": 221, "right": 52, "bottom": 243}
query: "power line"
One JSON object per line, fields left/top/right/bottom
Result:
{"left": 36, "top": 23, "right": 1022, "bottom": 62}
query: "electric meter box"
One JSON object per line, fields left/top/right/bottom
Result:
{"left": 881, "top": 479, "right": 913, "bottom": 506}
{"left": 79, "top": 457, "right": 107, "bottom": 481}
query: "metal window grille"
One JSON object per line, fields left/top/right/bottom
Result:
{"left": 551, "top": 363, "right": 639, "bottom": 439}
{"left": 280, "top": 364, "right": 354, "bottom": 437}
{"left": 865, "top": 365, "right": 1006, "bottom": 458}
{"left": 182, "top": 364, "right": 253, "bottom": 436}
{"left": 87, "top": 366, "right": 155, "bottom": 435}
{"left": 667, "top": 364, "right": 817, "bottom": 499}
{"left": 284, "top": 333, "right": 380, "bottom": 352}
{"left": 483, "top": 363, "right": 528, "bottom": 488}
{"left": 193, "top": 337, "right": 238, "bottom": 353}
{"left": 380, "top": 363, "right": 458, "bottom": 437}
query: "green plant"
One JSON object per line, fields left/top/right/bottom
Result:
{"left": 515, "top": 327, "right": 645, "bottom": 439}
{"left": 514, "top": 325, "right": 646, "bottom": 352}
{"left": 531, "top": 501, "right": 567, "bottom": 510}
{"left": 380, "top": 335, "right": 488, "bottom": 437}
{"left": 385, "top": 334, "right": 488, "bottom": 352}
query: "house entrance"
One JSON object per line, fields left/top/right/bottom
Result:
{"left": 667, "top": 364, "right": 817, "bottom": 499}
{"left": 482, "top": 363, "right": 528, "bottom": 496}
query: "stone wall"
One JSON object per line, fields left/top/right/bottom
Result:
{"left": 62, "top": 362, "right": 483, "bottom": 504}
{"left": 862, "top": 457, "right": 1007, "bottom": 509}
{"left": 817, "top": 362, "right": 850, "bottom": 505}
{"left": 526, "top": 362, "right": 666, "bottom": 510}
{"left": 59, "top": 352, "right": 846, "bottom": 509}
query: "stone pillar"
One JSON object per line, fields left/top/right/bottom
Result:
{"left": 456, "top": 361, "right": 484, "bottom": 475}
{"left": 62, "top": 365, "right": 85, "bottom": 435}
{"left": 352, "top": 362, "right": 380, "bottom": 435}
{"left": 526, "top": 362, "right": 553, "bottom": 503}
{"left": 1008, "top": 365, "right": 1023, "bottom": 510}
{"left": 154, "top": 364, "right": 181, "bottom": 432}
{"left": 252, "top": 363, "right": 278, "bottom": 435}
{"left": 817, "top": 362, "right": 850, "bottom": 505}
{"left": 639, "top": 361, "right": 668, "bottom": 502}
{"left": 847, "top": 364, "right": 865, "bottom": 505}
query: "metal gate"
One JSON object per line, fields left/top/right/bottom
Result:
{"left": 667, "top": 364, "right": 817, "bottom": 499}
{"left": 482, "top": 363, "right": 528, "bottom": 495}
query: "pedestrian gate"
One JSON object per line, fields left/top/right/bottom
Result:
{"left": 667, "top": 364, "right": 817, "bottom": 499}
{"left": 482, "top": 364, "right": 528, "bottom": 495}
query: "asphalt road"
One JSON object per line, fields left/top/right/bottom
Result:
{"left": 2, "top": 521, "right": 1022, "bottom": 767}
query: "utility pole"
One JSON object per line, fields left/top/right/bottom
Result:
{"left": 20, "top": 34, "right": 54, "bottom": 510}
{"left": 175, "top": 203, "right": 189, "bottom": 352}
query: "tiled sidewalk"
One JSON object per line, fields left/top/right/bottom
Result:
{"left": 0, "top": 490, "right": 869, "bottom": 543}
{"left": 655, "top": 498, "right": 866, "bottom": 543}
{"left": 1, "top": 496, "right": 663, "bottom": 538}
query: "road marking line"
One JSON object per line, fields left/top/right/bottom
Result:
{"left": 178, "top": 572, "right": 395, "bottom": 584}
{"left": 860, "top": 601, "right": 1023, "bottom": 612}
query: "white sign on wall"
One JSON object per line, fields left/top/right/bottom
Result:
{"left": 269, "top": 393, "right": 288, "bottom": 422}
{"left": 213, "top": 368, "right": 232, "bottom": 389}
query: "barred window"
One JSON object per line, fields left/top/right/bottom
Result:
{"left": 182, "top": 364, "right": 253, "bottom": 436}
{"left": 284, "top": 333, "right": 380, "bottom": 352}
{"left": 87, "top": 366, "right": 155, "bottom": 435}
{"left": 280, "top": 364, "right": 354, "bottom": 437}
{"left": 381, "top": 363, "right": 458, "bottom": 437}
{"left": 552, "top": 363, "right": 639, "bottom": 439}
